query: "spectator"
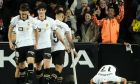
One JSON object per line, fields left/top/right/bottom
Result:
{"left": 57, "top": 0, "right": 67, "bottom": 6}
{"left": 75, "top": 0, "right": 91, "bottom": 38}
{"left": 92, "top": 1, "right": 124, "bottom": 44}
{"left": 0, "top": 0, "right": 11, "bottom": 41}
{"left": 130, "top": 4, "right": 140, "bottom": 44}
{"left": 33, "top": 0, "right": 45, "bottom": 17}
{"left": 47, "top": 0, "right": 58, "bottom": 18}
{"left": 89, "top": 0, "right": 97, "bottom": 13}
{"left": 64, "top": 9, "right": 77, "bottom": 40}
{"left": 68, "top": 0, "right": 77, "bottom": 15}
{"left": 96, "top": 0, "right": 108, "bottom": 20}
{"left": 90, "top": 65, "right": 127, "bottom": 84}
{"left": 81, "top": 12, "right": 99, "bottom": 43}
{"left": 56, "top": 5, "right": 65, "bottom": 11}
{"left": 0, "top": 18, "right": 4, "bottom": 41}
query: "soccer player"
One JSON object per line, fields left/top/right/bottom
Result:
{"left": 50, "top": 10, "right": 77, "bottom": 84}
{"left": 90, "top": 65, "right": 127, "bottom": 84}
{"left": 34, "top": 2, "right": 56, "bottom": 84}
{"left": 8, "top": 3, "right": 38, "bottom": 84}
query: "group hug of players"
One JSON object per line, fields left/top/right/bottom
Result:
{"left": 8, "top": 2, "right": 77, "bottom": 84}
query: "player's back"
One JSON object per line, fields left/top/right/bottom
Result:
{"left": 51, "top": 19, "right": 71, "bottom": 52}
{"left": 93, "top": 65, "right": 122, "bottom": 84}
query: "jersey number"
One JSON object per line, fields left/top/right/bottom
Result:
{"left": 53, "top": 32, "right": 59, "bottom": 43}
{"left": 101, "top": 67, "right": 111, "bottom": 72}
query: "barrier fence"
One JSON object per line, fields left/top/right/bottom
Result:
{"left": 0, "top": 43, "right": 140, "bottom": 84}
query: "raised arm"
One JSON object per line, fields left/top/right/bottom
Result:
{"left": 70, "top": 0, "right": 77, "bottom": 14}
{"left": 92, "top": 9, "right": 103, "bottom": 27}
{"left": 115, "top": 2, "right": 124, "bottom": 23}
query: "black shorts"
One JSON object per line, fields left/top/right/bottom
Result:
{"left": 51, "top": 50, "right": 65, "bottom": 65}
{"left": 16, "top": 46, "right": 34, "bottom": 63}
{"left": 35, "top": 48, "right": 51, "bottom": 63}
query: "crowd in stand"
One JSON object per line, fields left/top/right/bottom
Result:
{"left": 0, "top": 0, "right": 140, "bottom": 44}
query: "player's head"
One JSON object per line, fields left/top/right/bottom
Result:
{"left": 55, "top": 10, "right": 65, "bottom": 21}
{"left": 19, "top": 3, "right": 30, "bottom": 20}
{"left": 98, "top": 65, "right": 116, "bottom": 75}
{"left": 37, "top": 2, "right": 47, "bottom": 15}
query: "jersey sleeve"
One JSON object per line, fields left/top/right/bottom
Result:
{"left": 10, "top": 16, "right": 17, "bottom": 28}
{"left": 64, "top": 23, "right": 72, "bottom": 35}
{"left": 113, "top": 76, "right": 122, "bottom": 82}
{"left": 32, "top": 18, "right": 38, "bottom": 29}
{"left": 92, "top": 75, "right": 99, "bottom": 84}
{"left": 51, "top": 19, "right": 58, "bottom": 31}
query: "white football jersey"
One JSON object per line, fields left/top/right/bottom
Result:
{"left": 51, "top": 20, "right": 71, "bottom": 52}
{"left": 92, "top": 65, "right": 122, "bottom": 84}
{"left": 10, "top": 15, "right": 37, "bottom": 48}
{"left": 35, "top": 17, "right": 56, "bottom": 49}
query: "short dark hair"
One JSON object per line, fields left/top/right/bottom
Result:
{"left": 20, "top": 3, "right": 30, "bottom": 11}
{"left": 108, "top": 4, "right": 115, "bottom": 10}
{"left": 55, "top": 10, "right": 64, "bottom": 15}
{"left": 37, "top": 2, "right": 47, "bottom": 10}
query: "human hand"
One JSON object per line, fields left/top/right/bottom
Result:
{"left": 34, "top": 43, "right": 38, "bottom": 50}
{"left": 9, "top": 42, "right": 15, "bottom": 50}
{"left": 72, "top": 48, "right": 78, "bottom": 57}
{"left": 65, "top": 45, "right": 71, "bottom": 53}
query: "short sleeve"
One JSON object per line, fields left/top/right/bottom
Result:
{"left": 50, "top": 19, "right": 57, "bottom": 31}
{"left": 52, "top": 21, "right": 57, "bottom": 31}
{"left": 113, "top": 76, "right": 122, "bottom": 82}
{"left": 92, "top": 75, "right": 99, "bottom": 83}
{"left": 32, "top": 18, "right": 38, "bottom": 29}
{"left": 64, "top": 23, "right": 71, "bottom": 35}
{"left": 10, "top": 16, "right": 17, "bottom": 28}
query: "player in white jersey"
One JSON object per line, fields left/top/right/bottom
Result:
{"left": 90, "top": 65, "right": 127, "bottom": 84}
{"left": 8, "top": 3, "right": 38, "bottom": 84}
{"left": 50, "top": 10, "right": 77, "bottom": 84}
{"left": 34, "top": 2, "right": 57, "bottom": 84}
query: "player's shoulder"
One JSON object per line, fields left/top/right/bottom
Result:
{"left": 62, "top": 21, "right": 70, "bottom": 29}
{"left": 11, "top": 15, "right": 20, "bottom": 21}
{"left": 29, "top": 16, "right": 38, "bottom": 23}
{"left": 29, "top": 16, "right": 35, "bottom": 20}
{"left": 34, "top": 17, "right": 40, "bottom": 23}
{"left": 46, "top": 16, "right": 55, "bottom": 21}
{"left": 55, "top": 20, "right": 68, "bottom": 27}
{"left": 34, "top": 17, "right": 38, "bottom": 20}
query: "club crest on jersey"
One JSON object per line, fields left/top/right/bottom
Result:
{"left": 45, "top": 24, "right": 48, "bottom": 30}
{"left": 28, "top": 22, "right": 30, "bottom": 26}
{"left": 46, "top": 24, "right": 48, "bottom": 28}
